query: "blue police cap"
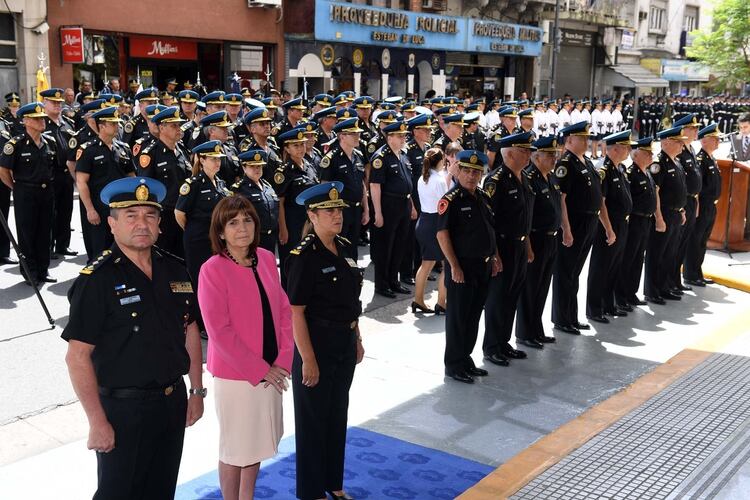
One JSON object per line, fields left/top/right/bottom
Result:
{"left": 295, "top": 181, "right": 348, "bottom": 209}
{"left": 178, "top": 90, "right": 200, "bottom": 103}
{"left": 657, "top": 126, "right": 687, "bottom": 141}
{"left": 332, "top": 94, "right": 348, "bottom": 107}
{"left": 353, "top": 96, "right": 375, "bottom": 109}
{"left": 498, "top": 106, "right": 518, "bottom": 118}
{"left": 698, "top": 123, "right": 720, "bottom": 139}
{"left": 497, "top": 131, "right": 536, "bottom": 150}
{"left": 81, "top": 99, "right": 107, "bottom": 114}
{"left": 383, "top": 121, "right": 409, "bottom": 134}
{"left": 313, "top": 94, "right": 334, "bottom": 107}
{"left": 456, "top": 150, "right": 488, "bottom": 170}
{"left": 238, "top": 149, "right": 268, "bottom": 164}
{"left": 674, "top": 113, "right": 700, "bottom": 128}
{"left": 532, "top": 135, "right": 561, "bottom": 152}
{"left": 377, "top": 110, "right": 399, "bottom": 123}
{"left": 518, "top": 108, "right": 534, "bottom": 119}
{"left": 445, "top": 96, "right": 460, "bottom": 106}
{"left": 379, "top": 102, "right": 397, "bottom": 111}
{"left": 463, "top": 112, "right": 480, "bottom": 124}
{"left": 192, "top": 140, "right": 226, "bottom": 157}
{"left": 91, "top": 107, "right": 123, "bottom": 123}
{"left": 313, "top": 106, "right": 337, "bottom": 121}
{"left": 430, "top": 96, "right": 445, "bottom": 106}
{"left": 39, "top": 88, "right": 65, "bottom": 102}
{"left": 342, "top": 91, "right": 356, "bottom": 101}
{"left": 336, "top": 107, "right": 357, "bottom": 121}
{"left": 560, "top": 120, "right": 591, "bottom": 138}
{"left": 225, "top": 93, "right": 243, "bottom": 106}
{"left": 243, "top": 97, "right": 265, "bottom": 111}
{"left": 518, "top": 99, "right": 530, "bottom": 106}
{"left": 152, "top": 106, "right": 186, "bottom": 124}
{"left": 144, "top": 104, "right": 167, "bottom": 119}
{"left": 260, "top": 97, "right": 277, "bottom": 110}
{"left": 277, "top": 128, "right": 307, "bottom": 148}
{"left": 200, "top": 111, "right": 232, "bottom": 127}
{"left": 385, "top": 96, "right": 404, "bottom": 106}
{"left": 295, "top": 122, "right": 318, "bottom": 135}
{"left": 602, "top": 130, "right": 635, "bottom": 146}
{"left": 443, "top": 113, "right": 465, "bottom": 125}
{"left": 283, "top": 97, "right": 307, "bottom": 110}
{"left": 465, "top": 103, "right": 480, "bottom": 112}
{"left": 401, "top": 101, "right": 417, "bottom": 113}
{"left": 333, "top": 118, "right": 364, "bottom": 134}
{"left": 202, "top": 91, "right": 226, "bottom": 105}
{"left": 17, "top": 102, "right": 47, "bottom": 118}
{"left": 99, "top": 94, "right": 123, "bottom": 107}
{"left": 243, "top": 107, "right": 273, "bottom": 125}
{"left": 100, "top": 177, "right": 166, "bottom": 209}
{"left": 5, "top": 92, "right": 20, "bottom": 104}
{"left": 135, "top": 88, "right": 160, "bottom": 101}
{"left": 196, "top": 101, "right": 206, "bottom": 112}
{"left": 632, "top": 137, "right": 656, "bottom": 151}
{"left": 407, "top": 114, "right": 433, "bottom": 130}
{"left": 434, "top": 105, "right": 455, "bottom": 116}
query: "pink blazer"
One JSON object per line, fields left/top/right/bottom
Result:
{"left": 198, "top": 249, "right": 293, "bottom": 385}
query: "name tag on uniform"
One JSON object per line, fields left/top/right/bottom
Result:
{"left": 580, "top": 169, "right": 587, "bottom": 174}
{"left": 321, "top": 266, "right": 336, "bottom": 274}
{"left": 541, "top": 188, "right": 549, "bottom": 193}
{"left": 94, "top": 155, "right": 104, "bottom": 160}
{"left": 200, "top": 189, "right": 211, "bottom": 193}
{"left": 461, "top": 207, "right": 471, "bottom": 212}
{"left": 157, "top": 161, "right": 168, "bottom": 167}
{"left": 613, "top": 178, "right": 620, "bottom": 183}
{"left": 640, "top": 180, "right": 647, "bottom": 185}
{"left": 170, "top": 281, "right": 194, "bottom": 293}
{"left": 667, "top": 169, "right": 675, "bottom": 173}
{"left": 120, "top": 295, "right": 141, "bottom": 305}
{"left": 21, "top": 152, "right": 31, "bottom": 157}
{"left": 508, "top": 189, "right": 518, "bottom": 194}
{"left": 345, "top": 258, "right": 358, "bottom": 268}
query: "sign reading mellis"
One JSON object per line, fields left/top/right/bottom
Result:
{"left": 316, "top": 0, "right": 542, "bottom": 57}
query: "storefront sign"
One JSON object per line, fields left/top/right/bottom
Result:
{"left": 60, "top": 27, "right": 84, "bottom": 64}
{"left": 129, "top": 36, "right": 198, "bottom": 60}
{"left": 560, "top": 29, "right": 595, "bottom": 47}
{"left": 661, "top": 59, "right": 709, "bottom": 82}
{"left": 315, "top": 0, "right": 542, "bottom": 57}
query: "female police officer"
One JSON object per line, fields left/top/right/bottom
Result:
{"left": 286, "top": 181, "right": 365, "bottom": 500}
{"left": 233, "top": 149, "right": 280, "bottom": 253}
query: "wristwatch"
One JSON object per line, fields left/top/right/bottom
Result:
{"left": 189, "top": 387, "right": 207, "bottom": 397}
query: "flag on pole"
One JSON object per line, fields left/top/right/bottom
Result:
{"left": 36, "top": 66, "right": 49, "bottom": 102}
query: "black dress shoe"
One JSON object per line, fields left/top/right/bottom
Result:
{"left": 501, "top": 344, "right": 527, "bottom": 359}
{"left": 518, "top": 338, "right": 544, "bottom": 349}
{"left": 0, "top": 256, "right": 18, "bottom": 265}
{"left": 400, "top": 277, "right": 416, "bottom": 285}
{"left": 662, "top": 291, "right": 682, "bottom": 301}
{"left": 554, "top": 324, "right": 581, "bottom": 335}
{"left": 467, "top": 367, "right": 489, "bottom": 377}
{"left": 484, "top": 353, "right": 510, "bottom": 366}
{"left": 702, "top": 278, "right": 714, "bottom": 285}
{"left": 587, "top": 315, "right": 610, "bottom": 324}
{"left": 327, "top": 490, "right": 354, "bottom": 500}
{"left": 375, "top": 288, "right": 397, "bottom": 298}
{"left": 50, "top": 253, "right": 61, "bottom": 260}
{"left": 670, "top": 287, "right": 684, "bottom": 296}
{"left": 677, "top": 283, "right": 692, "bottom": 291}
{"left": 574, "top": 321, "right": 591, "bottom": 330}
{"left": 630, "top": 296, "right": 648, "bottom": 306}
{"left": 617, "top": 303, "right": 634, "bottom": 312}
{"left": 611, "top": 308, "right": 628, "bottom": 317}
{"left": 57, "top": 248, "right": 78, "bottom": 256}
{"left": 684, "top": 278, "right": 705, "bottom": 287}
{"left": 39, "top": 275, "right": 57, "bottom": 283}
{"left": 411, "top": 301, "right": 434, "bottom": 314}
{"left": 538, "top": 335, "right": 556, "bottom": 343}
{"left": 646, "top": 295, "right": 666, "bottom": 305}
{"left": 391, "top": 284, "right": 411, "bottom": 294}
{"left": 433, "top": 304, "right": 446, "bottom": 315}
{"left": 445, "top": 371, "right": 474, "bottom": 384}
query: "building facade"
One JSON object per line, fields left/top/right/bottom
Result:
{"left": 0, "top": 0, "right": 48, "bottom": 102}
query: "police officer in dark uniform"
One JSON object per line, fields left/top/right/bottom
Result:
{"left": 615, "top": 137, "right": 657, "bottom": 309}
{"left": 40, "top": 88, "right": 78, "bottom": 258}
{"left": 0, "top": 128, "right": 15, "bottom": 265}
{"left": 0, "top": 103, "right": 60, "bottom": 284}
{"left": 487, "top": 106, "right": 521, "bottom": 170}
{"left": 516, "top": 136, "right": 562, "bottom": 347}
{"left": 275, "top": 97, "right": 307, "bottom": 138}
{"left": 436, "top": 150, "right": 500, "bottom": 384}
{"left": 369, "top": 121, "right": 416, "bottom": 298}
{"left": 68, "top": 98, "right": 108, "bottom": 163}
{"left": 2, "top": 92, "right": 24, "bottom": 136}
{"left": 137, "top": 106, "right": 192, "bottom": 257}
{"left": 286, "top": 182, "right": 365, "bottom": 500}
{"left": 200, "top": 111, "right": 242, "bottom": 184}
{"left": 365, "top": 110, "right": 398, "bottom": 161}
{"left": 318, "top": 118, "right": 368, "bottom": 260}
{"left": 684, "top": 124, "right": 723, "bottom": 286}
{"left": 299, "top": 122, "right": 323, "bottom": 171}
{"left": 233, "top": 149, "right": 279, "bottom": 253}
{"left": 644, "top": 126, "right": 688, "bottom": 304}
{"left": 671, "top": 114, "right": 702, "bottom": 293}
{"left": 175, "top": 140, "right": 231, "bottom": 293}
{"left": 75, "top": 106, "right": 136, "bottom": 261}
{"left": 585, "top": 130, "right": 634, "bottom": 323}
{"left": 353, "top": 96, "right": 376, "bottom": 146}
{"left": 482, "top": 132, "right": 535, "bottom": 364}
{"left": 238, "top": 107, "right": 282, "bottom": 184}
{"left": 433, "top": 113, "right": 465, "bottom": 152}
{"left": 130, "top": 104, "right": 165, "bottom": 166}
{"left": 122, "top": 88, "right": 160, "bottom": 147}
{"left": 552, "top": 121, "right": 602, "bottom": 335}
{"left": 62, "top": 176, "right": 204, "bottom": 500}
{"left": 274, "top": 128, "right": 319, "bottom": 285}
{"left": 313, "top": 106, "right": 337, "bottom": 152}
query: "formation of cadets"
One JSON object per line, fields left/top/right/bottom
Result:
{"left": 0, "top": 81, "right": 730, "bottom": 385}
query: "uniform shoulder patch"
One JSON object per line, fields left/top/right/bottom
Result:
{"left": 139, "top": 154, "right": 151, "bottom": 168}
{"left": 68, "top": 137, "right": 77, "bottom": 149}
{"left": 79, "top": 249, "right": 112, "bottom": 275}
{"left": 289, "top": 233, "right": 316, "bottom": 255}
{"left": 3, "top": 141, "right": 14, "bottom": 155}
{"left": 372, "top": 158, "right": 383, "bottom": 169}
{"left": 271, "top": 126, "right": 280, "bottom": 136}
{"left": 132, "top": 142, "right": 142, "bottom": 157}
{"left": 124, "top": 121, "right": 134, "bottom": 134}
{"left": 179, "top": 182, "right": 191, "bottom": 196}
{"left": 484, "top": 181, "right": 496, "bottom": 198}
{"left": 75, "top": 148, "right": 84, "bottom": 161}
{"left": 555, "top": 165, "right": 568, "bottom": 178}
{"left": 649, "top": 163, "right": 660, "bottom": 174}
{"left": 274, "top": 171, "right": 285, "bottom": 185}
{"left": 368, "top": 143, "right": 376, "bottom": 153}
{"left": 320, "top": 155, "right": 331, "bottom": 169}
{"left": 437, "top": 198, "right": 450, "bottom": 215}
{"left": 598, "top": 166, "right": 607, "bottom": 180}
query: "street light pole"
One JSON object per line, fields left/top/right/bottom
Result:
{"left": 550, "top": 0, "right": 560, "bottom": 98}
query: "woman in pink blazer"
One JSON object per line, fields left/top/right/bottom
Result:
{"left": 198, "top": 195, "right": 294, "bottom": 500}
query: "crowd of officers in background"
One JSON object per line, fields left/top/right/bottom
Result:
{"left": 0, "top": 79, "right": 734, "bottom": 384}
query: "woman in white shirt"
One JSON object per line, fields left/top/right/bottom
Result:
{"left": 413, "top": 148, "right": 450, "bottom": 314}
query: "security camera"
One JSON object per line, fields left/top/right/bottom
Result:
{"left": 33, "top": 22, "right": 49, "bottom": 35}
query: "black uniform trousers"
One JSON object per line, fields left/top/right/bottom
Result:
{"left": 0, "top": 183, "right": 10, "bottom": 258}
{"left": 399, "top": 218, "right": 418, "bottom": 281}
{"left": 586, "top": 216, "right": 629, "bottom": 317}
{"left": 444, "top": 258, "right": 491, "bottom": 374}
{"left": 684, "top": 200, "right": 718, "bottom": 281}
{"left": 644, "top": 209, "right": 682, "bottom": 298}
{"left": 552, "top": 212, "right": 598, "bottom": 327}
{"left": 483, "top": 238, "right": 528, "bottom": 354}
{"left": 615, "top": 214, "right": 652, "bottom": 305}
{"left": 279, "top": 205, "right": 307, "bottom": 287}
{"left": 516, "top": 231, "right": 558, "bottom": 341}
{"left": 94, "top": 380, "right": 187, "bottom": 500}
{"left": 671, "top": 196, "right": 698, "bottom": 288}
{"left": 81, "top": 202, "right": 114, "bottom": 262}
{"left": 372, "top": 195, "right": 410, "bottom": 291}
{"left": 292, "top": 323, "right": 356, "bottom": 500}
{"left": 52, "top": 172, "right": 74, "bottom": 253}
{"left": 14, "top": 184, "right": 53, "bottom": 280}
{"left": 157, "top": 208, "right": 184, "bottom": 258}
{"left": 341, "top": 204, "right": 362, "bottom": 261}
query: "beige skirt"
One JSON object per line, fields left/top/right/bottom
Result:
{"left": 213, "top": 376, "right": 284, "bottom": 467}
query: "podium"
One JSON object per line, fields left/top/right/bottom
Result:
{"left": 708, "top": 158, "right": 750, "bottom": 252}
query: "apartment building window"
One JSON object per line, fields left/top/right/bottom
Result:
{"left": 649, "top": 7, "right": 665, "bottom": 31}
{"left": 0, "top": 13, "right": 17, "bottom": 65}
{"left": 683, "top": 6, "right": 698, "bottom": 32}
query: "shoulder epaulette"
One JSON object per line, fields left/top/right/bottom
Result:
{"left": 141, "top": 141, "right": 156, "bottom": 154}
{"left": 79, "top": 249, "right": 113, "bottom": 275}
{"left": 290, "top": 233, "right": 316, "bottom": 256}
{"left": 444, "top": 185, "right": 460, "bottom": 201}
{"left": 231, "top": 181, "right": 241, "bottom": 190}
{"left": 335, "top": 234, "right": 352, "bottom": 246}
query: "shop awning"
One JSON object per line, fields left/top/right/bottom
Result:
{"left": 606, "top": 65, "right": 669, "bottom": 88}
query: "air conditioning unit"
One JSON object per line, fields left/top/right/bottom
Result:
{"left": 248, "top": 0, "right": 281, "bottom": 7}
{"left": 422, "top": 0, "right": 448, "bottom": 11}
{"left": 638, "top": 11, "right": 648, "bottom": 22}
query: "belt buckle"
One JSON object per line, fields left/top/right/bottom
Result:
{"left": 266, "top": 230, "right": 272, "bottom": 234}
{"left": 164, "top": 385, "right": 174, "bottom": 396}
{"left": 520, "top": 235, "right": 526, "bottom": 242}
{"left": 625, "top": 215, "right": 630, "bottom": 221}
{"left": 41, "top": 183, "right": 47, "bottom": 188}
{"left": 350, "top": 321, "right": 357, "bottom": 329}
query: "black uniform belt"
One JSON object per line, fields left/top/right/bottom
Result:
{"left": 306, "top": 317, "right": 358, "bottom": 330}
{"left": 498, "top": 234, "right": 527, "bottom": 241}
{"left": 631, "top": 212, "right": 653, "bottom": 218}
{"left": 99, "top": 379, "right": 182, "bottom": 400}
{"left": 664, "top": 206, "right": 683, "bottom": 212}
{"left": 382, "top": 192, "right": 410, "bottom": 199}
{"left": 15, "top": 180, "right": 52, "bottom": 189}
{"left": 573, "top": 210, "right": 600, "bottom": 216}
{"left": 610, "top": 214, "right": 630, "bottom": 221}
{"left": 531, "top": 229, "right": 559, "bottom": 236}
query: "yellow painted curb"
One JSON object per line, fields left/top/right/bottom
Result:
{"left": 459, "top": 309, "right": 750, "bottom": 500}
